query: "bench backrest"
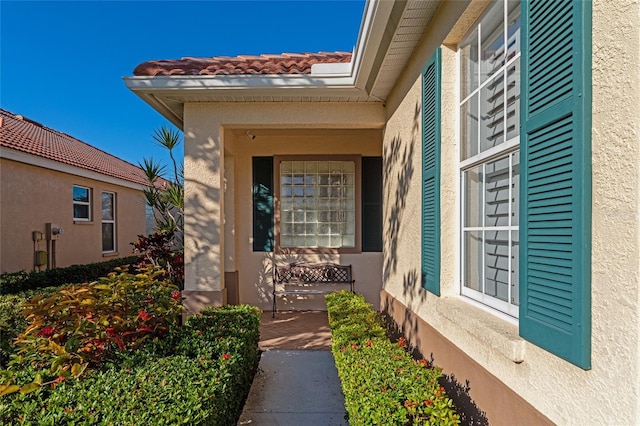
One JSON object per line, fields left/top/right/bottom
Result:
{"left": 274, "top": 263, "right": 352, "bottom": 284}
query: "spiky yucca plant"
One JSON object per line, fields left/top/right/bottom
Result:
{"left": 138, "top": 126, "right": 184, "bottom": 249}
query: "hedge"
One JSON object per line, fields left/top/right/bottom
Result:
{"left": 326, "top": 290, "right": 460, "bottom": 425}
{"left": 0, "top": 304, "right": 261, "bottom": 425}
{"left": 0, "top": 256, "right": 141, "bottom": 295}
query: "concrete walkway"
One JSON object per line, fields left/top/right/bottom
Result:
{"left": 238, "top": 311, "right": 347, "bottom": 425}
{"left": 237, "top": 350, "right": 347, "bottom": 425}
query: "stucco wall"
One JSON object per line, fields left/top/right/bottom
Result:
{"left": 381, "top": 0, "right": 640, "bottom": 424}
{"left": 0, "top": 159, "right": 146, "bottom": 274}
{"left": 183, "top": 102, "right": 386, "bottom": 311}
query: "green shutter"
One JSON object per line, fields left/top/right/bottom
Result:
{"left": 252, "top": 157, "right": 274, "bottom": 252}
{"left": 422, "top": 48, "right": 441, "bottom": 296}
{"left": 362, "top": 157, "right": 383, "bottom": 252}
{"left": 520, "top": 0, "right": 592, "bottom": 369}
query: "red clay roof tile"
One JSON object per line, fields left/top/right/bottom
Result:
{"left": 133, "top": 51, "right": 353, "bottom": 77}
{"left": 0, "top": 109, "right": 151, "bottom": 187}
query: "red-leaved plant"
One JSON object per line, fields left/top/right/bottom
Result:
{"left": 0, "top": 265, "right": 182, "bottom": 397}
{"left": 131, "top": 231, "right": 184, "bottom": 288}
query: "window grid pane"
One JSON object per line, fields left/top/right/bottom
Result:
{"left": 73, "top": 186, "right": 91, "bottom": 220}
{"left": 280, "top": 160, "right": 355, "bottom": 249}
{"left": 101, "top": 192, "right": 115, "bottom": 252}
{"left": 460, "top": 0, "right": 520, "bottom": 317}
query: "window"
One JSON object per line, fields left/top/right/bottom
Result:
{"left": 459, "top": 0, "right": 520, "bottom": 317}
{"left": 253, "top": 156, "right": 381, "bottom": 254}
{"left": 101, "top": 192, "right": 116, "bottom": 252}
{"left": 275, "top": 156, "right": 359, "bottom": 252}
{"left": 73, "top": 185, "right": 91, "bottom": 221}
{"left": 145, "top": 204, "right": 156, "bottom": 236}
{"left": 444, "top": 0, "right": 591, "bottom": 367}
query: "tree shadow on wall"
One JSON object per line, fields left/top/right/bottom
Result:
{"left": 382, "top": 104, "right": 420, "bottom": 284}
{"left": 184, "top": 139, "right": 222, "bottom": 292}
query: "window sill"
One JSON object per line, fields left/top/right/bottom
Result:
{"left": 74, "top": 220, "right": 93, "bottom": 225}
{"left": 436, "top": 296, "right": 525, "bottom": 363}
{"left": 102, "top": 252, "right": 119, "bottom": 258}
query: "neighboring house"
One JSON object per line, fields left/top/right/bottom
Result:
{"left": 125, "top": 0, "right": 640, "bottom": 424}
{"left": 0, "top": 109, "right": 150, "bottom": 274}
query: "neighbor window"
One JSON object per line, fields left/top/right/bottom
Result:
{"left": 276, "top": 156, "right": 359, "bottom": 252}
{"left": 73, "top": 185, "right": 91, "bottom": 221}
{"left": 459, "top": 0, "right": 520, "bottom": 317}
{"left": 101, "top": 191, "right": 116, "bottom": 252}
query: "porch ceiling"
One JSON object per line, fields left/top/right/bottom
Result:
{"left": 124, "top": 0, "right": 442, "bottom": 129}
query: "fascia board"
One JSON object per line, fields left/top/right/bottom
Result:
{"left": 351, "top": 0, "right": 397, "bottom": 91}
{"left": 123, "top": 73, "right": 357, "bottom": 91}
{"left": 0, "top": 147, "right": 147, "bottom": 192}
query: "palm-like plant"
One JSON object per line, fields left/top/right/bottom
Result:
{"left": 139, "top": 126, "right": 184, "bottom": 248}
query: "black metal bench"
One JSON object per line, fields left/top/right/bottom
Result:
{"left": 272, "top": 262, "right": 354, "bottom": 317}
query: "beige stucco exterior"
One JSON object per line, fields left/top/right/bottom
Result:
{"left": 0, "top": 158, "right": 146, "bottom": 274}
{"left": 380, "top": 0, "right": 640, "bottom": 424}
{"left": 181, "top": 103, "right": 386, "bottom": 314}
{"left": 127, "top": 0, "right": 640, "bottom": 423}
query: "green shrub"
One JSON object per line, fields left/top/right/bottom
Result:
{"left": 0, "top": 304, "right": 261, "bottom": 425}
{"left": 0, "top": 256, "right": 142, "bottom": 295}
{"left": 326, "top": 290, "right": 460, "bottom": 426}
{"left": 0, "top": 287, "right": 60, "bottom": 368}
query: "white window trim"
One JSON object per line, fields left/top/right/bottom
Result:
{"left": 73, "top": 185, "right": 91, "bottom": 222}
{"left": 101, "top": 191, "right": 116, "bottom": 253}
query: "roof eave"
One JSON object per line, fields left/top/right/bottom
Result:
{"left": 124, "top": 0, "right": 403, "bottom": 127}
{"left": 124, "top": 74, "right": 371, "bottom": 129}
{"left": 0, "top": 147, "right": 148, "bottom": 191}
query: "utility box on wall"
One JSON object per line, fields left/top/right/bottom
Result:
{"left": 45, "top": 223, "right": 63, "bottom": 240}
{"left": 34, "top": 250, "right": 47, "bottom": 266}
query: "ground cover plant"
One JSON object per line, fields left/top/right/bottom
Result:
{"left": 326, "top": 290, "right": 460, "bottom": 426}
{"left": 0, "top": 287, "right": 60, "bottom": 368}
{"left": 0, "top": 266, "right": 261, "bottom": 425}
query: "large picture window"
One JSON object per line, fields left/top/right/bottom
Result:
{"left": 73, "top": 185, "right": 91, "bottom": 221}
{"left": 101, "top": 191, "right": 116, "bottom": 252}
{"left": 460, "top": 0, "right": 520, "bottom": 317}
{"left": 275, "top": 156, "right": 360, "bottom": 253}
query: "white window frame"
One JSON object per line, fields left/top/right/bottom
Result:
{"left": 459, "top": 0, "right": 521, "bottom": 318}
{"left": 274, "top": 155, "right": 361, "bottom": 254}
{"left": 101, "top": 191, "right": 116, "bottom": 253}
{"left": 73, "top": 185, "right": 91, "bottom": 221}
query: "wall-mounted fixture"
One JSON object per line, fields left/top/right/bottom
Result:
{"left": 34, "top": 251, "right": 47, "bottom": 267}
{"left": 245, "top": 130, "right": 256, "bottom": 140}
{"left": 32, "top": 230, "right": 45, "bottom": 271}
{"left": 46, "top": 223, "right": 63, "bottom": 240}
{"left": 45, "top": 223, "right": 63, "bottom": 269}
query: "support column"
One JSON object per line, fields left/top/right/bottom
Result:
{"left": 182, "top": 105, "right": 226, "bottom": 315}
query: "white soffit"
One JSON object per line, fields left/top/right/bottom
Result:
{"left": 368, "top": 0, "right": 441, "bottom": 100}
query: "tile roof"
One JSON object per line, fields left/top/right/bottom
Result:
{"left": 133, "top": 51, "right": 353, "bottom": 77}
{"left": 0, "top": 109, "right": 151, "bottom": 187}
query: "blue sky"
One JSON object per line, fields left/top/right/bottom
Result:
{"left": 1, "top": 0, "right": 365, "bottom": 169}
